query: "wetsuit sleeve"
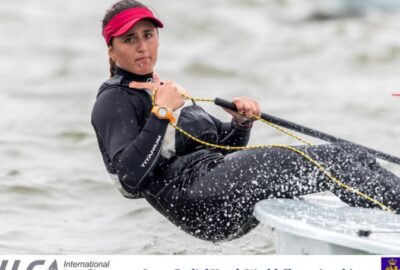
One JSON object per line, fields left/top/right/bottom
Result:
{"left": 91, "top": 89, "right": 169, "bottom": 189}
{"left": 208, "top": 114, "right": 252, "bottom": 147}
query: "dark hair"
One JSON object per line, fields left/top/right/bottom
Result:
{"left": 102, "top": 0, "right": 148, "bottom": 77}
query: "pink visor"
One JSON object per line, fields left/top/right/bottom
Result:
{"left": 102, "top": 7, "right": 163, "bottom": 44}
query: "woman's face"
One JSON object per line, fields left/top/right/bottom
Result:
{"left": 108, "top": 20, "right": 159, "bottom": 75}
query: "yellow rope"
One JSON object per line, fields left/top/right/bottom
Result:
{"left": 254, "top": 115, "right": 312, "bottom": 146}
{"left": 170, "top": 121, "right": 393, "bottom": 213}
{"left": 156, "top": 92, "right": 394, "bottom": 213}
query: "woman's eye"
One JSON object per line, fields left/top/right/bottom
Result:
{"left": 124, "top": 37, "right": 136, "bottom": 43}
{"left": 145, "top": 33, "right": 153, "bottom": 39}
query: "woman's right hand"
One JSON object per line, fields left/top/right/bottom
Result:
{"left": 129, "top": 77, "right": 187, "bottom": 111}
{"left": 154, "top": 80, "right": 186, "bottom": 111}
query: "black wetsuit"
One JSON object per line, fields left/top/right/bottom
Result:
{"left": 92, "top": 68, "right": 400, "bottom": 242}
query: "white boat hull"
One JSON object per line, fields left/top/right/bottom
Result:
{"left": 254, "top": 194, "right": 400, "bottom": 255}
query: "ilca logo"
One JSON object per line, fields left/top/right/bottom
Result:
{"left": 382, "top": 258, "right": 400, "bottom": 270}
{"left": 0, "top": 260, "right": 58, "bottom": 270}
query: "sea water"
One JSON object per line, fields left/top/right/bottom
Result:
{"left": 0, "top": 0, "right": 399, "bottom": 254}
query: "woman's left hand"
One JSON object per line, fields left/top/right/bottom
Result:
{"left": 223, "top": 97, "right": 261, "bottom": 126}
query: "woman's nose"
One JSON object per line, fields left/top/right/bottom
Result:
{"left": 136, "top": 38, "right": 147, "bottom": 52}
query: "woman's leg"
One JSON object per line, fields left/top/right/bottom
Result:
{"left": 145, "top": 146, "right": 327, "bottom": 241}
{"left": 305, "top": 142, "right": 400, "bottom": 212}
{"left": 172, "top": 146, "right": 327, "bottom": 241}
{"left": 144, "top": 143, "right": 400, "bottom": 242}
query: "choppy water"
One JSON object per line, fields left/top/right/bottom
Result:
{"left": 1, "top": 0, "right": 399, "bottom": 254}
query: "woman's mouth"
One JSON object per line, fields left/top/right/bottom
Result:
{"left": 136, "top": 57, "right": 151, "bottom": 67}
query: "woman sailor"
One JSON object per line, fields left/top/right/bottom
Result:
{"left": 92, "top": 0, "right": 400, "bottom": 242}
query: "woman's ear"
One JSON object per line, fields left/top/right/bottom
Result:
{"left": 108, "top": 45, "right": 115, "bottom": 62}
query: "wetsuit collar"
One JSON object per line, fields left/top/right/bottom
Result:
{"left": 115, "top": 67, "right": 154, "bottom": 83}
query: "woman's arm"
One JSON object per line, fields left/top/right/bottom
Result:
{"left": 92, "top": 89, "right": 169, "bottom": 190}
{"left": 209, "top": 114, "right": 252, "bottom": 148}
{"left": 211, "top": 96, "right": 261, "bottom": 148}
{"left": 93, "top": 79, "right": 186, "bottom": 190}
